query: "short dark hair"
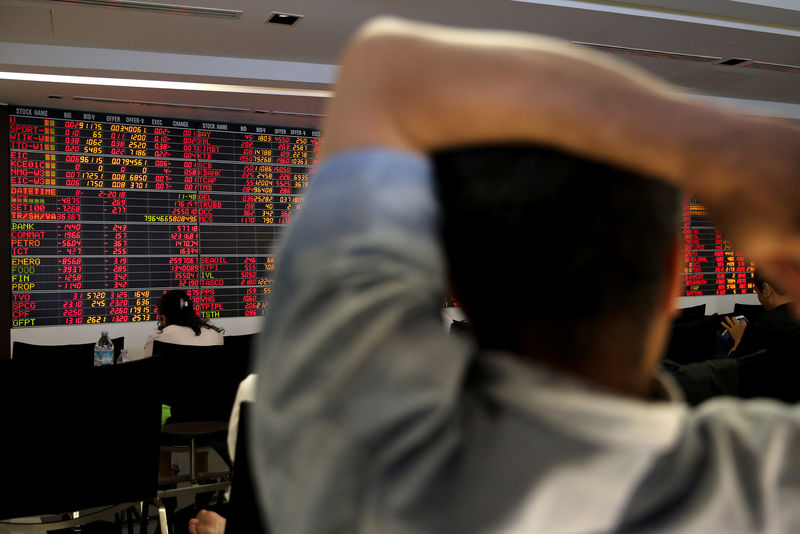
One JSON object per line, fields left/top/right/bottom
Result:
{"left": 753, "top": 267, "right": 796, "bottom": 296}
{"left": 753, "top": 270, "right": 767, "bottom": 293}
{"left": 434, "top": 144, "right": 681, "bottom": 361}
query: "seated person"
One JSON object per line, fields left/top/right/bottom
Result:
{"left": 251, "top": 17, "right": 800, "bottom": 534}
{"left": 725, "top": 269, "right": 800, "bottom": 403}
{"left": 660, "top": 267, "right": 800, "bottom": 402}
{"left": 727, "top": 268, "right": 799, "bottom": 357}
{"left": 144, "top": 289, "right": 224, "bottom": 357}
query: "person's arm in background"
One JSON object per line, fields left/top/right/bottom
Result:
{"left": 322, "top": 16, "right": 800, "bottom": 314}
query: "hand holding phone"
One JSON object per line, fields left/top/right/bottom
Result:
{"left": 720, "top": 315, "right": 747, "bottom": 354}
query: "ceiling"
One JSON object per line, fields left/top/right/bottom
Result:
{"left": 0, "top": 0, "right": 799, "bottom": 128}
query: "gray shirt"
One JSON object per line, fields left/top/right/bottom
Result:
{"left": 252, "top": 149, "right": 800, "bottom": 534}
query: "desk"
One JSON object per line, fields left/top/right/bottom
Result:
{"left": 156, "top": 421, "right": 232, "bottom": 527}
{"left": 161, "top": 421, "right": 229, "bottom": 483}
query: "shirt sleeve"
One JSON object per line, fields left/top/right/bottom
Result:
{"left": 251, "top": 150, "right": 473, "bottom": 534}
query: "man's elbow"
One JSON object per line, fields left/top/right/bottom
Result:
{"left": 337, "top": 16, "right": 419, "bottom": 77}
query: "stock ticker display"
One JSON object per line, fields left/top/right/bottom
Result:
{"left": 9, "top": 106, "right": 319, "bottom": 328}
{"left": 8, "top": 106, "right": 752, "bottom": 328}
{"left": 681, "top": 196, "right": 754, "bottom": 296}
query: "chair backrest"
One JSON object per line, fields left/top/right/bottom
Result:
{"left": 736, "top": 327, "right": 800, "bottom": 403}
{"left": 226, "top": 402, "right": 270, "bottom": 534}
{"left": 12, "top": 337, "right": 125, "bottom": 368}
{"left": 732, "top": 303, "right": 766, "bottom": 322}
{"left": 151, "top": 341, "right": 250, "bottom": 423}
{"left": 224, "top": 333, "right": 257, "bottom": 353}
{"left": 675, "top": 304, "right": 706, "bottom": 321}
{"left": 663, "top": 315, "right": 719, "bottom": 364}
{"left": 0, "top": 357, "right": 162, "bottom": 519}
{"left": 151, "top": 339, "right": 212, "bottom": 357}
{"left": 224, "top": 333, "right": 259, "bottom": 373}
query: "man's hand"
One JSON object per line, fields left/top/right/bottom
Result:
{"left": 188, "top": 509, "right": 227, "bottom": 534}
{"left": 721, "top": 316, "right": 747, "bottom": 354}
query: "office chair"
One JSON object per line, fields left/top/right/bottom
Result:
{"left": 0, "top": 357, "right": 167, "bottom": 533}
{"left": 226, "top": 402, "right": 270, "bottom": 534}
{"left": 674, "top": 303, "right": 706, "bottom": 322}
{"left": 663, "top": 315, "right": 719, "bottom": 364}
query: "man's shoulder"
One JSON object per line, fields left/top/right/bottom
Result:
{"left": 766, "top": 304, "right": 800, "bottom": 328}
{"left": 686, "top": 396, "right": 800, "bottom": 442}
{"left": 313, "top": 149, "right": 430, "bottom": 186}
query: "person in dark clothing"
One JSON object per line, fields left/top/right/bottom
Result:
{"left": 663, "top": 268, "right": 800, "bottom": 405}
{"left": 727, "top": 269, "right": 799, "bottom": 358}
{"left": 721, "top": 269, "right": 800, "bottom": 403}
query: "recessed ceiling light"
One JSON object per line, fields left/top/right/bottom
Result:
{"left": 0, "top": 71, "right": 333, "bottom": 98}
{"left": 30, "top": 0, "right": 242, "bottom": 19}
{"left": 265, "top": 11, "right": 303, "bottom": 25}
{"left": 717, "top": 58, "right": 751, "bottom": 66}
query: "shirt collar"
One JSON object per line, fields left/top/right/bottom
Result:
{"left": 478, "top": 351, "right": 688, "bottom": 450}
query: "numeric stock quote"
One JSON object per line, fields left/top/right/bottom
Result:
{"left": 8, "top": 106, "right": 318, "bottom": 328}
{"left": 8, "top": 106, "right": 753, "bottom": 328}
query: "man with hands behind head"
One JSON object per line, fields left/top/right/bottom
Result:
{"left": 252, "top": 16, "right": 800, "bottom": 534}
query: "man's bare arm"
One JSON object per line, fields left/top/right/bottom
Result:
{"left": 320, "top": 16, "right": 800, "bottom": 313}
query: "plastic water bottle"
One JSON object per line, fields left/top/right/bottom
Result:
{"left": 118, "top": 349, "right": 130, "bottom": 364}
{"left": 93, "top": 331, "right": 114, "bottom": 366}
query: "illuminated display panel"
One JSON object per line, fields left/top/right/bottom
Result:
{"left": 681, "top": 195, "right": 755, "bottom": 296}
{"left": 9, "top": 106, "right": 319, "bottom": 328}
{"left": 7, "top": 106, "right": 754, "bottom": 326}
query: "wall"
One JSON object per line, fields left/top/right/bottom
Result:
{"left": 676, "top": 293, "right": 760, "bottom": 316}
{"left": 9, "top": 294, "right": 759, "bottom": 358}
{"left": 10, "top": 316, "right": 263, "bottom": 359}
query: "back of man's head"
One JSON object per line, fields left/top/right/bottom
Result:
{"left": 753, "top": 268, "right": 789, "bottom": 296}
{"left": 434, "top": 144, "right": 681, "bottom": 365}
{"left": 753, "top": 267, "right": 796, "bottom": 311}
